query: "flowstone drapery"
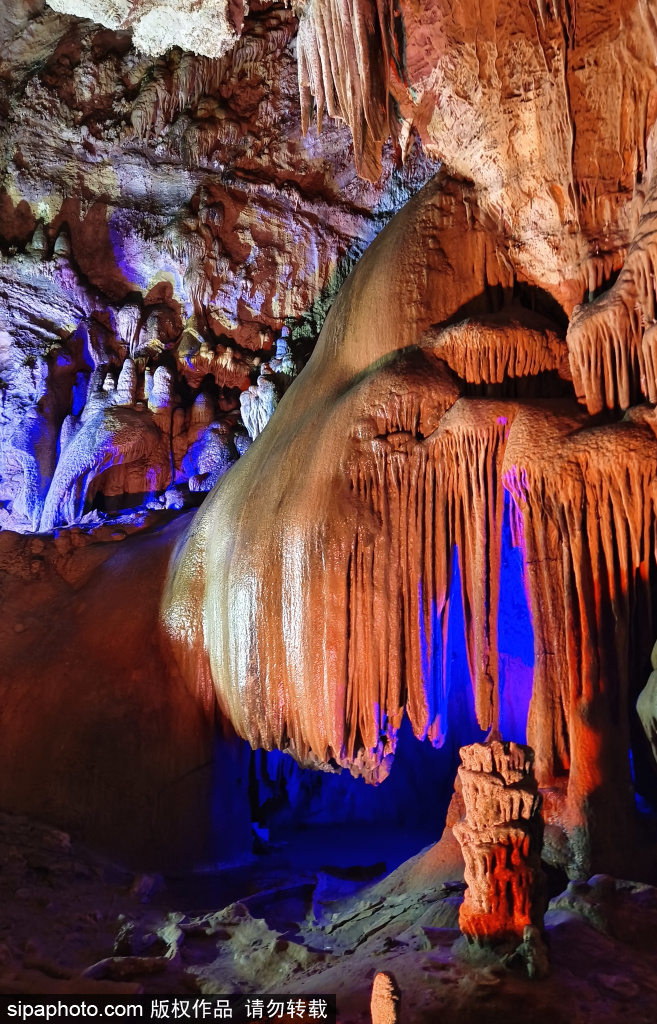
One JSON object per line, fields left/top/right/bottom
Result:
{"left": 4, "top": 0, "right": 657, "bottom": 897}
{"left": 163, "top": 171, "right": 657, "bottom": 878}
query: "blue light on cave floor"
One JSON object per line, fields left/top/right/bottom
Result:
{"left": 245, "top": 491, "right": 537, "bottom": 874}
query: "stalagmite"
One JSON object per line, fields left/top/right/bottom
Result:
{"left": 185, "top": 423, "right": 237, "bottom": 492}
{"left": 370, "top": 972, "right": 401, "bottom": 1024}
{"left": 148, "top": 366, "right": 175, "bottom": 412}
{"left": 268, "top": 328, "right": 298, "bottom": 389}
{"left": 239, "top": 375, "right": 279, "bottom": 440}
{"left": 26, "top": 223, "right": 48, "bottom": 257}
{"left": 453, "top": 738, "right": 546, "bottom": 955}
{"left": 115, "top": 359, "right": 138, "bottom": 406}
{"left": 190, "top": 392, "right": 215, "bottom": 431}
{"left": 53, "top": 228, "right": 71, "bottom": 259}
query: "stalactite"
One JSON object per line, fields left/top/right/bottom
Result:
{"left": 567, "top": 172, "right": 657, "bottom": 414}
{"left": 642, "top": 322, "right": 657, "bottom": 403}
{"left": 296, "top": 0, "right": 401, "bottom": 181}
{"left": 130, "top": 18, "right": 296, "bottom": 139}
{"left": 437, "top": 402, "right": 510, "bottom": 732}
{"left": 167, "top": 376, "right": 657, "bottom": 869}
{"left": 339, "top": 385, "right": 514, "bottom": 774}
{"left": 503, "top": 403, "right": 657, "bottom": 872}
{"left": 421, "top": 312, "right": 568, "bottom": 385}
{"left": 182, "top": 116, "right": 244, "bottom": 167}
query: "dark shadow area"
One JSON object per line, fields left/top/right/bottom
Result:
{"left": 437, "top": 281, "right": 570, "bottom": 334}
{"left": 463, "top": 370, "right": 573, "bottom": 400}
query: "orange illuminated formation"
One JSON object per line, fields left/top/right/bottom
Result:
{"left": 453, "top": 738, "right": 546, "bottom": 947}
{"left": 164, "top": 176, "right": 657, "bottom": 879}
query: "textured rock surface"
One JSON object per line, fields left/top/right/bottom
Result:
{"left": 163, "top": 168, "right": 657, "bottom": 876}
{"left": 45, "top": 0, "right": 244, "bottom": 59}
{"left": 299, "top": 0, "right": 657, "bottom": 292}
{"left": 3, "top": 0, "right": 657, "bottom": 887}
{"left": 0, "top": 0, "right": 433, "bottom": 533}
{"left": 2, "top": 807, "right": 657, "bottom": 1023}
{"left": 453, "top": 739, "right": 546, "bottom": 951}
{"left": 0, "top": 517, "right": 253, "bottom": 867}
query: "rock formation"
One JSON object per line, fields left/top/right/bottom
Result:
{"left": 2, "top": 0, "right": 657, "bottom": 884}
{"left": 296, "top": 0, "right": 403, "bottom": 181}
{"left": 45, "top": 0, "right": 245, "bottom": 58}
{"left": 453, "top": 738, "right": 546, "bottom": 954}
{"left": 162, "top": 163, "right": 657, "bottom": 877}
{"left": 0, "top": 298, "right": 263, "bottom": 532}
{"left": 1, "top": 0, "right": 438, "bottom": 533}
{"left": 370, "top": 971, "right": 401, "bottom": 1024}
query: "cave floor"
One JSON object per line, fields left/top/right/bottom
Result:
{"left": 1, "top": 811, "right": 657, "bottom": 1023}
{"left": 157, "top": 822, "right": 440, "bottom": 916}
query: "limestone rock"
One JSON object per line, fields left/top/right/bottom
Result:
{"left": 45, "top": 0, "right": 244, "bottom": 59}
{"left": 638, "top": 653, "right": 657, "bottom": 770}
{"left": 370, "top": 971, "right": 401, "bottom": 1024}
{"left": 452, "top": 739, "right": 546, "bottom": 951}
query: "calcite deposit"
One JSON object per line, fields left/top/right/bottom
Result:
{"left": 0, "top": 0, "right": 433, "bottom": 535}
{"left": 370, "top": 971, "right": 401, "bottom": 1024}
{"left": 45, "top": 0, "right": 245, "bottom": 58}
{"left": 2, "top": 0, "right": 657, "bottom": 966}
{"left": 453, "top": 739, "right": 546, "bottom": 953}
{"left": 163, "top": 165, "right": 657, "bottom": 877}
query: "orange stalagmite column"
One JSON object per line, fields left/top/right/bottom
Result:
{"left": 453, "top": 738, "right": 546, "bottom": 949}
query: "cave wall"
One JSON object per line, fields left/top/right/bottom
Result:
{"left": 0, "top": 0, "right": 436, "bottom": 535}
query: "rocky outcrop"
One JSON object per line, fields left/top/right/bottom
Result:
{"left": 45, "top": 0, "right": 244, "bottom": 58}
